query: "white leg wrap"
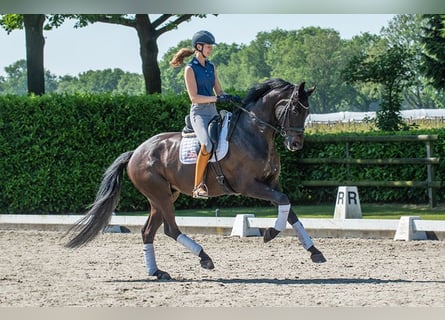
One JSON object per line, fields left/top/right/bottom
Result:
{"left": 177, "top": 233, "right": 202, "bottom": 256}
{"left": 143, "top": 243, "right": 158, "bottom": 276}
{"left": 274, "top": 204, "right": 291, "bottom": 231}
{"left": 292, "top": 220, "right": 314, "bottom": 250}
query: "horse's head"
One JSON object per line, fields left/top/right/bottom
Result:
{"left": 241, "top": 78, "right": 316, "bottom": 151}
{"left": 275, "top": 82, "right": 316, "bottom": 151}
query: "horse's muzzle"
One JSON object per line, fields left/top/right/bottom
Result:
{"left": 285, "top": 135, "right": 304, "bottom": 151}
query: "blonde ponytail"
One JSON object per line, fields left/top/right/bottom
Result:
{"left": 170, "top": 48, "right": 195, "bottom": 67}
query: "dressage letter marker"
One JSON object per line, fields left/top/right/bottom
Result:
{"left": 334, "top": 186, "right": 362, "bottom": 219}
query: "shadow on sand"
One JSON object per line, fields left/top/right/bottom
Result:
{"left": 107, "top": 277, "right": 445, "bottom": 285}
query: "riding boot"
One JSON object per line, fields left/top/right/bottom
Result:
{"left": 193, "top": 146, "right": 211, "bottom": 199}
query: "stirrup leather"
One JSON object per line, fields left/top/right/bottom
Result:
{"left": 192, "top": 183, "right": 208, "bottom": 199}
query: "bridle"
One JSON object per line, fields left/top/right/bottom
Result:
{"left": 233, "top": 85, "right": 308, "bottom": 138}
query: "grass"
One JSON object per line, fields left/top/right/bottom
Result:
{"left": 118, "top": 203, "right": 445, "bottom": 220}
{"left": 305, "top": 118, "right": 445, "bottom": 134}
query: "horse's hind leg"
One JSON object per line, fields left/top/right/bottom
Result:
{"left": 287, "top": 209, "right": 327, "bottom": 263}
{"left": 161, "top": 198, "right": 215, "bottom": 271}
{"left": 147, "top": 185, "right": 215, "bottom": 275}
{"left": 141, "top": 207, "right": 172, "bottom": 280}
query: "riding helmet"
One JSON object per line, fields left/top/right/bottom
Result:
{"left": 192, "top": 30, "right": 216, "bottom": 48}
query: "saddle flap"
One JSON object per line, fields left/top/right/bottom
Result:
{"left": 208, "top": 115, "right": 222, "bottom": 145}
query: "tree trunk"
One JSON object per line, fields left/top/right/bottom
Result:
{"left": 135, "top": 14, "right": 161, "bottom": 94}
{"left": 23, "top": 14, "right": 45, "bottom": 95}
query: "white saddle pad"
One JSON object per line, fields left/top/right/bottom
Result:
{"left": 179, "top": 112, "right": 231, "bottom": 164}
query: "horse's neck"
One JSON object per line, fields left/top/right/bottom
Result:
{"left": 231, "top": 103, "right": 278, "bottom": 157}
{"left": 249, "top": 101, "right": 276, "bottom": 123}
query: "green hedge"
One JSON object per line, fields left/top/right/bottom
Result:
{"left": 281, "top": 130, "right": 445, "bottom": 205}
{"left": 0, "top": 93, "right": 189, "bottom": 213}
{"left": 0, "top": 94, "right": 443, "bottom": 214}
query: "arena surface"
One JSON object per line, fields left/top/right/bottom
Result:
{"left": 1, "top": 230, "right": 444, "bottom": 307}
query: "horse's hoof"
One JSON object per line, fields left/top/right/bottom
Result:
{"left": 263, "top": 227, "right": 280, "bottom": 243}
{"left": 311, "top": 253, "right": 327, "bottom": 263}
{"left": 200, "top": 258, "right": 215, "bottom": 270}
{"left": 153, "top": 269, "right": 172, "bottom": 280}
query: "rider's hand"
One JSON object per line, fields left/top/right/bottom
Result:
{"left": 216, "top": 94, "right": 231, "bottom": 103}
{"left": 217, "top": 94, "right": 241, "bottom": 104}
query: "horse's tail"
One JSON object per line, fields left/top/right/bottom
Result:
{"left": 64, "top": 151, "right": 134, "bottom": 248}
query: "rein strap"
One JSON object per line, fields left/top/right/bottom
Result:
{"left": 231, "top": 85, "right": 305, "bottom": 137}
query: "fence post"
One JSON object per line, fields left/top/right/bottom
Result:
{"left": 425, "top": 140, "right": 437, "bottom": 208}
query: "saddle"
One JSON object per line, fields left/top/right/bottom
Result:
{"left": 179, "top": 110, "right": 231, "bottom": 165}
{"left": 182, "top": 110, "right": 229, "bottom": 152}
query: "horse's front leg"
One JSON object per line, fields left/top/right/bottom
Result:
{"left": 264, "top": 207, "right": 326, "bottom": 263}
{"left": 287, "top": 209, "right": 327, "bottom": 263}
{"left": 242, "top": 182, "right": 326, "bottom": 263}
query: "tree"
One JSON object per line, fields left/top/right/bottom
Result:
{"left": 1, "top": 14, "right": 45, "bottom": 95}
{"left": 262, "top": 27, "right": 355, "bottom": 113}
{"left": 1, "top": 14, "right": 210, "bottom": 95}
{"left": 420, "top": 14, "right": 445, "bottom": 91}
{"left": 0, "top": 14, "right": 67, "bottom": 95}
{"left": 23, "top": 15, "right": 45, "bottom": 95}
{"left": 0, "top": 59, "right": 57, "bottom": 95}
{"left": 341, "top": 33, "right": 382, "bottom": 111}
{"left": 69, "top": 14, "right": 210, "bottom": 94}
{"left": 344, "top": 39, "right": 414, "bottom": 131}
{"left": 55, "top": 68, "right": 144, "bottom": 94}
{"left": 0, "top": 60, "right": 28, "bottom": 95}
{"left": 380, "top": 14, "right": 444, "bottom": 109}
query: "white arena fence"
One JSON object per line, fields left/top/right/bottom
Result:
{"left": 1, "top": 214, "right": 444, "bottom": 241}
{"left": 306, "top": 108, "right": 445, "bottom": 124}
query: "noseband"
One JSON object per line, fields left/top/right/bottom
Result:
{"left": 234, "top": 85, "right": 308, "bottom": 138}
{"left": 275, "top": 85, "right": 308, "bottom": 137}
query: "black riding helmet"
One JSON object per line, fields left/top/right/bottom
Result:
{"left": 192, "top": 30, "right": 216, "bottom": 50}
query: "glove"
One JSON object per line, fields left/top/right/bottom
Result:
{"left": 216, "top": 94, "right": 231, "bottom": 103}
{"left": 216, "top": 94, "right": 242, "bottom": 104}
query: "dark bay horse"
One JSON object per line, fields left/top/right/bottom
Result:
{"left": 65, "top": 78, "right": 326, "bottom": 280}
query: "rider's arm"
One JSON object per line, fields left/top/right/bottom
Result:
{"left": 184, "top": 66, "right": 218, "bottom": 104}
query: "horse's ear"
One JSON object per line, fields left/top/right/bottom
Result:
{"left": 306, "top": 85, "right": 316, "bottom": 97}
{"left": 298, "top": 82, "right": 306, "bottom": 95}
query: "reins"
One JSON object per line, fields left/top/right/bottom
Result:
{"left": 229, "top": 84, "right": 306, "bottom": 138}
{"left": 233, "top": 103, "right": 287, "bottom": 136}
{"left": 209, "top": 82, "right": 307, "bottom": 196}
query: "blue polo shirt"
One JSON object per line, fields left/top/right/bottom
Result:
{"left": 188, "top": 57, "right": 215, "bottom": 96}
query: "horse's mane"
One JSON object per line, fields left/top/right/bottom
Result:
{"left": 242, "top": 78, "right": 293, "bottom": 105}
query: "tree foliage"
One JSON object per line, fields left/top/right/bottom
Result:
{"left": 343, "top": 37, "right": 415, "bottom": 131}
{"left": 62, "top": 14, "right": 210, "bottom": 94}
{"left": 0, "top": 14, "right": 209, "bottom": 95}
{"left": 420, "top": 14, "right": 445, "bottom": 91}
{"left": 2, "top": 14, "right": 444, "bottom": 117}
{"left": 56, "top": 69, "right": 144, "bottom": 94}
{"left": 381, "top": 14, "right": 443, "bottom": 109}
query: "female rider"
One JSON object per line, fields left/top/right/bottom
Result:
{"left": 170, "top": 30, "right": 238, "bottom": 199}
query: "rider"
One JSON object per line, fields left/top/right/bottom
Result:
{"left": 170, "top": 30, "right": 239, "bottom": 199}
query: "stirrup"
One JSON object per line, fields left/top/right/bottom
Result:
{"left": 192, "top": 183, "right": 208, "bottom": 199}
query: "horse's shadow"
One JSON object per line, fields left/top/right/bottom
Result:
{"left": 108, "top": 277, "right": 445, "bottom": 285}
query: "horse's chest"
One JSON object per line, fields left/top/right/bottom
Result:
{"left": 260, "top": 154, "right": 280, "bottom": 180}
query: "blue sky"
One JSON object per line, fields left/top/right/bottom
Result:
{"left": 0, "top": 14, "right": 396, "bottom": 77}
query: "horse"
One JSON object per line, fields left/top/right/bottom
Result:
{"left": 65, "top": 78, "right": 326, "bottom": 280}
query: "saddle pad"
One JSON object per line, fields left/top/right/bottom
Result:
{"left": 179, "top": 112, "right": 231, "bottom": 164}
